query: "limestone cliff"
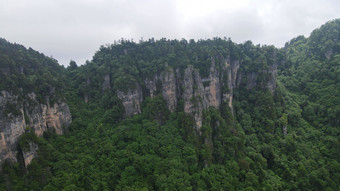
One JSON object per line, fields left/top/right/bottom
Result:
{"left": 205, "top": 58, "right": 221, "bottom": 108}
{"left": 162, "top": 68, "right": 177, "bottom": 112}
{"left": 0, "top": 91, "right": 26, "bottom": 164}
{"left": 182, "top": 60, "right": 227, "bottom": 130}
{"left": 25, "top": 93, "right": 72, "bottom": 136}
{"left": 183, "top": 66, "right": 206, "bottom": 131}
{"left": 116, "top": 56, "right": 277, "bottom": 133}
{"left": 145, "top": 75, "right": 159, "bottom": 98}
{"left": 0, "top": 91, "right": 72, "bottom": 166}
{"left": 117, "top": 86, "right": 143, "bottom": 117}
{"left": 22, "top": 142, "right": 38, "bottom": 167}
{"left": 223, "top": 59, "right": 240, "bottom": 109}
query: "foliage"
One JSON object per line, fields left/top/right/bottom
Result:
{"left": 1, "top": 19, "right": 340, "bottom": 190}
{"left": 0, "top": 38, "right": 65, "bottom": 104}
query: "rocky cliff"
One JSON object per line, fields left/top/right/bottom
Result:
{"left": 22, "top": 142, "right": 38, "bottom": 167}
{"left": 0, "top": 91, "right": 26, "bottom": 165}
{"left": 0, "top": 91, "right": 72, "bottom": 166}
{"left": 223, "top": 59, "right": 240, "bottom": 109}
{"left": 162, "top": 68, "right": 177, "bottom": 112}
{"left": 115, "top": 56, "right": 277, "bottom": 132}
{"left": 117, "top": 86, "right": 143, "bottom": 117}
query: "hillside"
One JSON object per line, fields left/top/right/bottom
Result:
{"left": 0, "top": 39, "right": 72, "bottom": 169}
{"left": 0, "top": 20, "right": 339, "bottom": 190}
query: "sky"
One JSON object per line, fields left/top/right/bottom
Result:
{"left": 1, "top": 0, "right": 340, "bottom": 66}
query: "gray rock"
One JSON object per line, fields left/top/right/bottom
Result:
{"left": 22, "top": 142, "right": 38, "bottom": 167}
{"left": 0, "top": 91, "right": 72, "bottom": 167}
{"left": 162, "top": 68, "right": 177, "bottom": 112}
{"left": 117, "top": 85, "right": 143, "bottom": 117}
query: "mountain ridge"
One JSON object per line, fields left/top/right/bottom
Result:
{"left": 0, "top": 19, "right": 339, "bottom": 190}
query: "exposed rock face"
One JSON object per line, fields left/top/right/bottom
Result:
{"left": 0, "top": 91, "right": 26, "bottom": 164}
{"left": 183, "top": 66, "right": 198, "bottom": 129}
{"left": 0, "top": 91, "right": 72, "bottom": 166}
{"left": 175, "top": 69, "right": 182, "bottom": 99}
{"left": 205, "top": 59, "right": 221, "bottom": 108}
{"left": 162, "top": 68, "right": 177, "bottom": 112}
{"left": 144, "top": 68, "right": 178, "bottom": 113}
{"left": 116, "top": 56, "right": 277, "bottom": 133}
{"left": 25, "top": 93, "right": 72, "bottom": 136}
{"left": 183, "top": 66, "right": 209, "bottom": 131}
{"left": 22, "top": 142, "right": 38, "bottom": 167}
{"left": 243, "top": 52, "right": 277, "bottom": 93}
{"left": 117, "top": 86, "right": 143, "bottom": 117}
{"left": 223, "top": 59, "right": 240, "bottom": 109}
{"left": 102, "top": 74, "right": 111, "bottom": 91}
{"left": 145, "top": 75, "right": 160, "bottom": 98}
{"left": 243, "top": 67, "right": 277, "bottom": 93}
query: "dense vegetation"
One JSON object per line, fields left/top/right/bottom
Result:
{"left": 0, "top": 20, "right": 339, "bottom": 190}
{"left": 0, "top": 38, "right": 65, "bottom": 104}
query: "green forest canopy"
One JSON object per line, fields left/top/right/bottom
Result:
{"left": 0, "top": 19, "right": 339, "bottom": 190}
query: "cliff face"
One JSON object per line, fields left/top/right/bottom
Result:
{"left": 25, "top": 93, "right": 72, "bottom": 136}
{"left": 183, "top": 65, "right": 209, "bottom": 131}
{"left": 117, "top": 86, "right": 143, "bottom": 117}
{"left": 115, "top": 57, "right": 277, "bottom": 131}
{"left": 206, "top": 59, "right": 221, "bottom": 108}
{"left": 0, "top": 91, "right": 26, "bottom": 165}
{"left": 145, "top": 75, "right": 159, "bottom": 98}
{"left": 162, "top": 68, "right": 177, "bottom": 112}
{"left": 0, "top": 91, "right": 72, "bottom": 166}
{"left": 223, "top": 59, "right": 240, "bottom": 109}
{"left": 22, "top": 142, "right": 38, "bottom": 167}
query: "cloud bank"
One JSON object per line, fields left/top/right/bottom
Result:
{"left": 1, "top": 0, "right": 339, "bottom": 66}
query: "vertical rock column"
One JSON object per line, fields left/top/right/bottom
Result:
{"left": 183, "top": 66, "right": 208, "bottom": 132}
{"left": 223, "top": 60, "right": 240, "bottom": 110}
{"left": 0, "top": 91, "right": 26, "bottom": 164}
{"left": 117, "top": 85, "right": 143, "bottom": 117}
{"left": 162, "top": 68, "right": 177, "bottom": 112}
{"left": 206, "top": 59, "right": 221, "bottom": 108}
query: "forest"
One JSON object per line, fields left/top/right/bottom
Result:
{"left": 0, "top": 19, "right": 339, "bottom": 190}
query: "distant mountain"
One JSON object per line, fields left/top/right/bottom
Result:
{"left": 0, "top": 19, "right": 339, "bottom": 190}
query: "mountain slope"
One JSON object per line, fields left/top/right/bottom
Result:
{"left": 0, "top": 20, "right": 339, "bottom": 190}
{"left": 0, "top": 38, "right": 72, "bottom": 168}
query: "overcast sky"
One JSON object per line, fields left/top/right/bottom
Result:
{"left": 1, "top": 0, "right": 340, "bottom": 66}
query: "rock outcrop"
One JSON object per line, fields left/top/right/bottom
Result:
{"left": 116, "top": 56, "right": 277, "bottom": 133}
{"left": 0, "top": 91, "right": 26, "bottom": 165}
{"left": 181, "top": 60, "right": 228, "bottom": 130}
{"left": 162, "top": 68, "right": 177, "bottom": 112}
{"left": 25, "top": 93, "right": 72, "bottom": 136}
{"left": 205, "top": 59, "right": 221, "bottom": 108}
{"left": 145, "top": 76, "right": 159, "bottom": 98}
{"left": 183, "top": 66, "right": 207, "bottom": 131}
{"left": 22, "top": 142, "right": 38, "bottom": 167}
{"left": 117, "top": 86, "right": 143, "bottom": 117}
{"left": 223, "top": 59, "right": 240, "bottom": 109}
{"left": 0, "top": 91, "right": 72, "bottom": 166}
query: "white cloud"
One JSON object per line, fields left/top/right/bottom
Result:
{"left": 0, "top": 0, "right": 339, "bottom": 66}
